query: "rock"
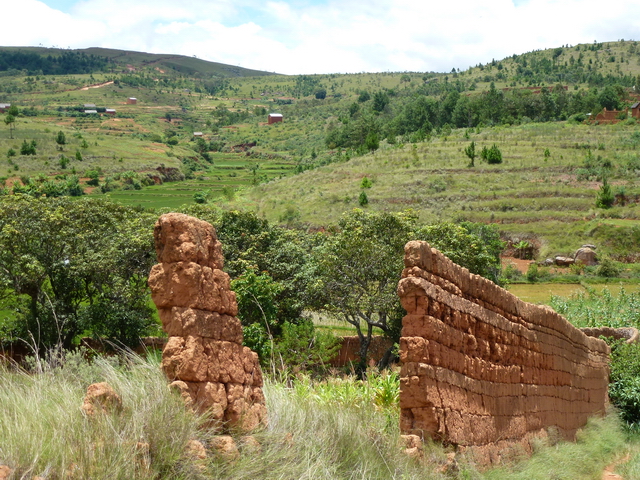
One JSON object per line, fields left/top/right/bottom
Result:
{"left": 149, "top": 213, "right": 267, "bottom": 432}
{"left": 210, "top": 435, "right": 239, "bottom": 461}
{"left": 543, "top": 258, "right": 554, "bottom": 266}
{"left": 581, "top": 244, "right": 597, "bottom": 250}
{"left": 186, "top": 439, "right": 208, "bottom": 460}
{"left": 554, "top": 255, "right": 575, "bottom": 266}
{"left": 81, "top": 382, "right": 122, "bottom": 416}
{"left": 400, "top": 434, "right": 424, "bottom": 460}
{"left": 240, "top": 435, "right": 262, "bottom": 453}
{"left": 574, "top": 247, "right": 597, "bottom": 266}
{"left": 0, "top": 466, "right": 11, "bottom": 480}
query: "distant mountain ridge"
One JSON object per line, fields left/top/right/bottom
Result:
{"left": 0, "top": 46, "right": 276, "bottom": 78}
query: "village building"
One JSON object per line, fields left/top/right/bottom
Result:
{"left": 0, "top": 103, "right": 11, "bottom": 113}
{"left": 127, "top": 97, "right": 137, "bottom": 105}
{"left": 268, "top": 113, "right": 283, "bottom": 124}
{"left": 193, "top": 132, "right": 203, "bottom": 137}
{"left": 83, "top": 103, "right": 96, "bottom": 109}
{"left": 105, "top": 108, "right": 116, "bottom": 115}
{"left": 84, "top": 109, "right": 98, "bottom": 114}
{"left": 631, "top": 102, "right": 640, "bottom": 119}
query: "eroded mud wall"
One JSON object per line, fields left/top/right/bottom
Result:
{"left": 398, "top": 240, "right": 609, "bottom": 462}
{"left": 148, "top": 213, "right": 267, "bottom": 431}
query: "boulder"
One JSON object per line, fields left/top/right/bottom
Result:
{"left": 210, "top": 435, "right": 239, "bottom": 461}
{"left": 554, "top": 256, "right": 575, "bottom": 267}
{"left": 81, "top": 382, "right": 122, "bottom": 416}
{"left": 574, "top": 247, "right": 597, "bottom": 266}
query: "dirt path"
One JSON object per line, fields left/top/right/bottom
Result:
{"left": 80, "top": 81, "right": 114, "bottom": 91}
{"left": 602, "top": 454, "right": 629, "bottom": 480}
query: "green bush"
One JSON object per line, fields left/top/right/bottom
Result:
{"left": 480, "top": 143, "right": 503, "bottom": 164}
{"left": 358, "top": 191, "right": 369, "bottom": 206}
{"left": 596, "top": 257, "right": 621, "bottom": 277}
{"left": 609, "top": 341, "right": 640, "bottom": 427}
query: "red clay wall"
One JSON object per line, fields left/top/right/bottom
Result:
{"left": 398, "top": 240, "right": 610, "bottom": 463}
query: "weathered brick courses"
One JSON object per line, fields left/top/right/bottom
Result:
{"left": 398, "top": 240, "right": 609, "bottom": 463}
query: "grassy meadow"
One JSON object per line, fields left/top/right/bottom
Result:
{"left": 0, "top": 350, "right": 636, "bottom": 480}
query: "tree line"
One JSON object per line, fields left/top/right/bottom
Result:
{"left": 0, "top": 197, "right": 502, "bottom": 373}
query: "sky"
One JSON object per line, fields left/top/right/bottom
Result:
{"left": 2, "top": 0, "right": 640, "bottom": 75}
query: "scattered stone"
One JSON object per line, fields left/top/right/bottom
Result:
{"left": 554, "top": 255, "right": 575, "bottom": 266}
{"left": 574, "top": 247, "right": 597, "bottom": 266}
{"left": 210, "top": 435, "right": 239, "bottom": 461}
{"left": 0, "top": 466, "right": 11, "bottom": 480}
{"left": 81, "top": 382, "right": 122, "bottom": 416}
{"left": 240, "top": 435, "right": 262, "bottom": 453}
{"left": 400, "top": 434, "right": 423, "bottom": 460}
{"left": 582, "top": 244, "right": 597, "bottom": 250}
{"left": 149, "top": 213, "right": 267, "bottom": 432}
{"left": 543, "top": 258, "right": 554, "bottom": 266}
{"left": 186, "top": 439, "right": 208, "bottom": 460}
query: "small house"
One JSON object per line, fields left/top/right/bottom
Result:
{"left": 0, "top": 103, "right": 11, "bottom": 113}
{"left": 268, "top": 113, "right": 283, "bottom": 125}
{"left": 84, "top": 109, "right": 98, "bottom": 114}
{"left": 105, "top": 108, "right": 116, "bottom": 115}
{"left": 193, "top": 132, "right": 203, "bottom": 138}
{"left": 631, "top": 102, "right": 640, "bottom": 119}
{"left": 84, "top": 103, "right": 96, "bottom": 109}
{"left": 127, "top": 97, "right": 137, "bottom": 105}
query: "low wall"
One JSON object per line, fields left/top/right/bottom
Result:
{"left": 398, "top": 241, "right": 610, "bottom": 464}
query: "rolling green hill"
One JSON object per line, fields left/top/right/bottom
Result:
{"left": 1, "top": 40, "right": 640, "bottom": 263}
{"left": 0, "top": 46, "right": 275, "bottom": 77}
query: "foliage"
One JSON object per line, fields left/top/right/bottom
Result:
{"left": 358, "top": 190, "right": 369, "bottom": 206}
{"left": 595, "top": 177, "right": 615, "bottom": 209}
{"left": 480, "top": 143, "right": 503, "bottom": 164}
{"left": 0, "top": 196, "right": 157, "bottom": 350}
{"left": 273, "top": 319, "right": 340, "bottom": 374}
{"left": 608, "top": 340, "right": 640, "bottom": 427}
{"left": 20, "top": 140, "right": 37, "bottom": 155}
{"left": 360, "top": 176, "right": 373, "bottom": 189}
{"left": 416, "top": 221, "right": 503, "bottom": 284}
{"left": 308, "top": 209, "right": 415, "bottom": 371}
{"left": 55, "top": 130, "right": 66, "bottom": 146}
{"left": 595, "top": 257, "right": 621, "bottom": 277}
{"left": 464, "top": 140, "right": 476, "bottom": 167}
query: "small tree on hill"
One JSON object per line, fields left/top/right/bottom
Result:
{"left": 464, "top": 141, "right": 477, "bottom": 167}
{"left": 480, "top": 144, "right": 502, "bottom": 164}
{"left": 596, "top": 177, "right": 615, "bottom": 208}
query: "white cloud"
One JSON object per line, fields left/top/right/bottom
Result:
{"left": 1, "top": 0, "right": 639, "bottom": 74}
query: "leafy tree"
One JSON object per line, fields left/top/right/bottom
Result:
{"left": 364, "top": 132, "right": 379, "bottom": 152}
{"left": 464, "top": 141, "right": 477, "bottom": 167}
{"left": 0, "top": 197, "right": 157, "bottom": 350}
{"left": 372, "top": 91, "right": 390, "bottom": 113}
{"left": 4, "top": 113, "right": 15, "bottom": 139}
{"left": 308, "top": 211, "right": 505, "bottom": 371}
{"left": 75, "top": 150, "right": 83, "bottom": 161}
{"left": 308, "top": 209, "right": 416, "bottom": 373}
{"left": 55, "top": 131, "right": 66, "bottom": 148}
{"left": 314, "top": 88, "right": 327, "bottom": 100}
{"left": 358, "top": 191, "right": 369, "bottom": 206}
{"left": 20, "top": 140, "right": 36, "bottom": 155}
{"left": 360, "top": 177, "right": 373, "bottom": 189}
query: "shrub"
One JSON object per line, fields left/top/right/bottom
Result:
{"left": 596, "top": 257, "right": 621, "bottom": 277}
{"left": 480, "top": 144, "right": 502, "bottom": 164}
{"left": 358, "top": 191, "right": 369, "bottom": 206}
{"left": 360, "top": 176, "right": 373, "bottom": 189}
{"left": 595, "top": 177, "right": 615, "bottom": 209}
